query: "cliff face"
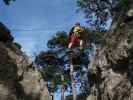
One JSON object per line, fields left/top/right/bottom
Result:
{"left": 87, "top": 1, "right": 133, "bottom": 100}
{"left": 0, "top": 32, "right": 51, "bottom": 99}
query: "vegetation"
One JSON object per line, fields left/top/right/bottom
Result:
{"left": 76, "top": 0, "right": 129, "bottom": 31}
{"left": 35, "top": 48, "right": 71, "bottom": 99}
{"left": 3, "top": 0, "right": 15, "bottom": 5}
{"left": 120, "top": 0, "right": 129, "bottom": 8}
{"left": 47, "top": 31, "right": 68, "bottom": 49}
{"left": 35, "top": 28, "right": 105, "bottom": 99}
{"left": 76, "top": 0, "right": 114, "bottom": 30}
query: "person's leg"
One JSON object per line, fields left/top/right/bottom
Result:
{"left": 68, "top": 42, "right": 73, "bottom": 49}
{"left": 68, "top": 34, "right": 76, "bottom": 49}
{"left": 80, "top": 40, "right": 84, "bottom": 50}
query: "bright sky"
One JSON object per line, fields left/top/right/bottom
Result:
{"left": 0, "top": 1, "right": 87, "bottom": 99}
{"left": 0, "top": 0, "right": 86, "bottom": 58}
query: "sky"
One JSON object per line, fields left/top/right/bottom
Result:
{"left": 0, "top": 0, "right": 87, "bottom": 99}
{"left": 0, "top": 0, "right": 86, "bottom": 58}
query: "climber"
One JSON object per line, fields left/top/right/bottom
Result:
{"left": 68, "top": 22, "right": 84, "bottom": 52}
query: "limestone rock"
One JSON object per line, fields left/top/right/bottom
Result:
{"left": 0, "top": 41, "right": 51, "bottom": 100}
{"left": 87, "top": 1, "right": 133, "bottom": 100}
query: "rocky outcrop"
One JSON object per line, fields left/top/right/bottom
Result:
{"left": 0, "top": 23, "right": 51, "bottom": 100}
{"left": 87, "top": 0, "right": 133, "bottom": 100}
{"left": 0, "top": 22, "right": 14, "bottom": 42}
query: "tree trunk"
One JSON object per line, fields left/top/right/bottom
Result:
{"left": 51, "top": 92, "right": 54, "bottom": 100}
{"left": 61, "top": 84, "right": 65, "bottom": 100}
{"left": 70, "top": 64, "right": 77, "bottom": 100}
{"left": 61, "top": 75, "right": 65, "bottom": 100}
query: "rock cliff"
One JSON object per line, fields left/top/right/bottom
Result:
{"left": 87, "top": 0, "right": 133, "bottom": 100}
{"left": 0, "top": 23, "right": 51, "bottom": 100}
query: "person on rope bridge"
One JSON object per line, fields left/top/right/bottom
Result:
{"left": 68, "top": 22, "right": 84, "bottom": 52}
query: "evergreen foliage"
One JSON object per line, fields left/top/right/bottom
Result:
{"left": 3, "top": 0, "right": 15, "bottom": 5}
{"left": 35, "top": 28, "right": 105, "bottom": 96}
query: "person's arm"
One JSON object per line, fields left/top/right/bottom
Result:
{"left": 69, "top": 27, "right": 74, "bottom": 36}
